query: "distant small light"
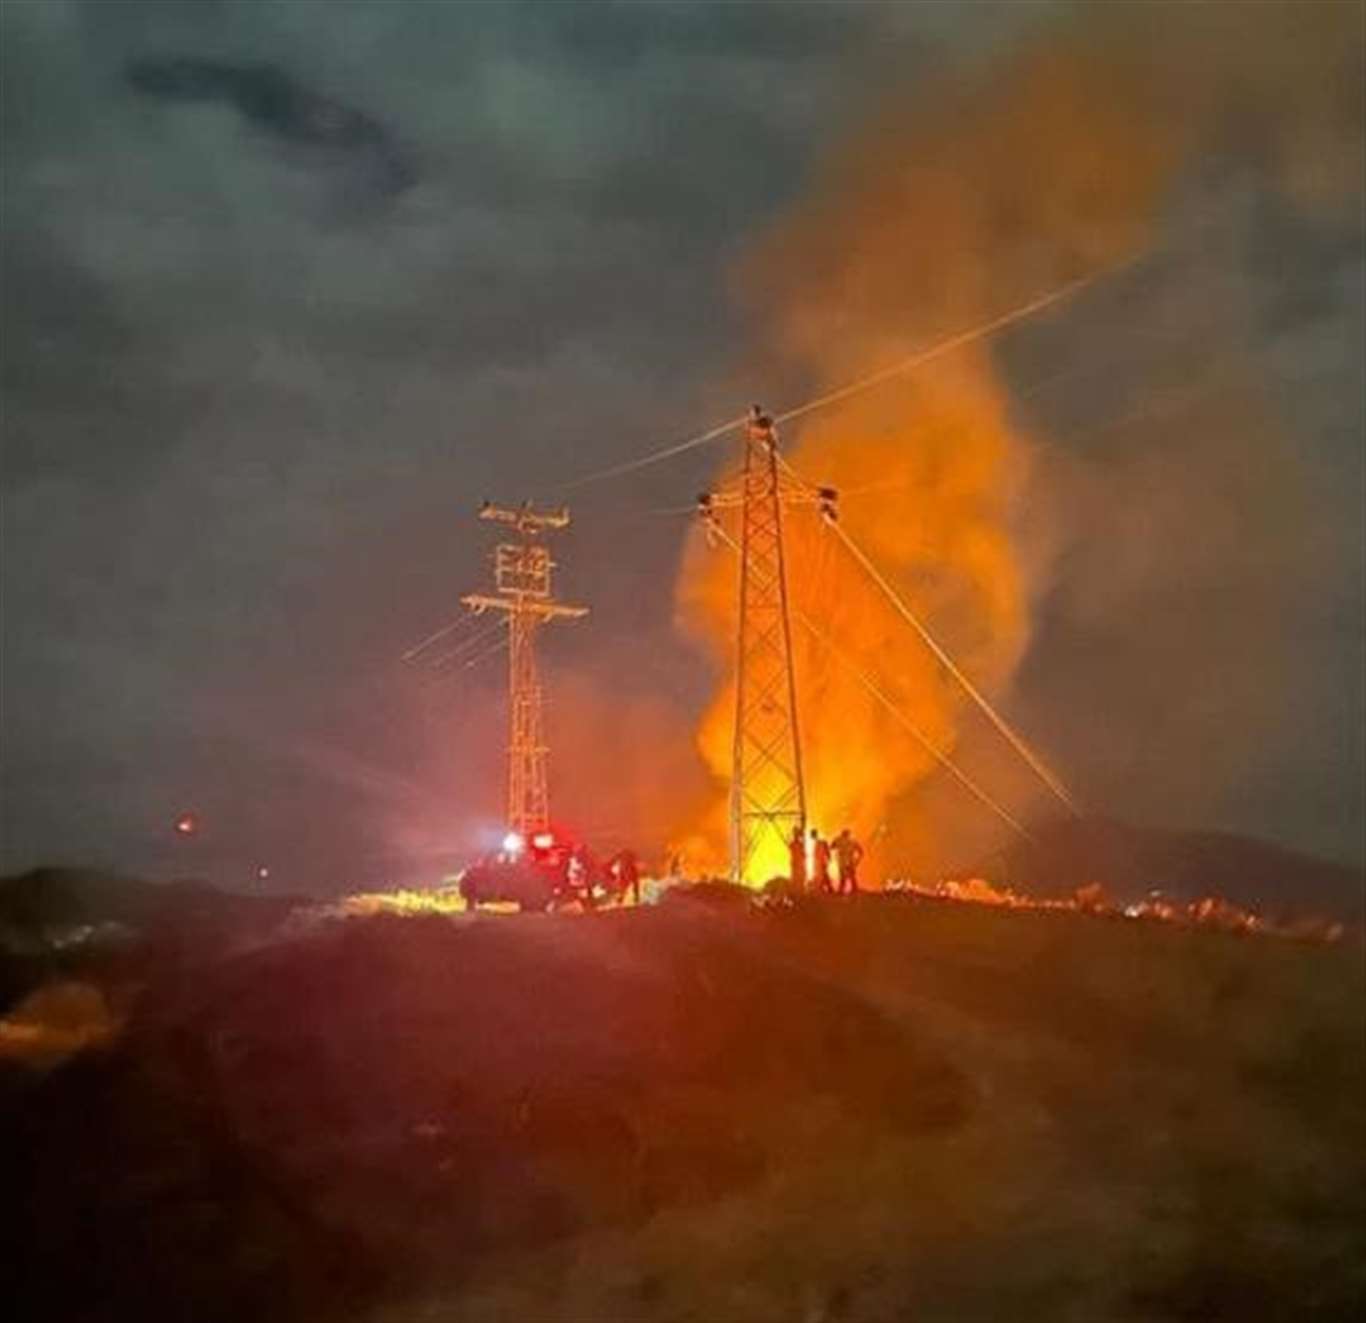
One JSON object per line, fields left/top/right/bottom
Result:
{"left": 531, "top": 831, "right": 555, "bottom": 850}
{"left": 256, "top": 866, "right": 270, "bottom": 880}
{"left": 502, "top": 832, "right": 525, "bottom": 856}
{"left": 173, "top": 812, "right": 200, "bottom": 837}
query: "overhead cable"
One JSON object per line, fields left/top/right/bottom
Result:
{"left": 557, "top": 415, "right": 746, "bottom": 492}
{"left": 420, "top": 617, "right": 505, "bottom": 671}
{"left": 827, "top": 516, "right": 1082, "bottom": 818}
{"left": 709, "top": 522, "right": 1030, "bottom": 840}
{"left": 770, "top": 262, "right": 1130, "bottom": 433}
{"left": 795, "top": 606, "right": 1032, "bottom": 840}
{"left": 552, "top": 256, "right": 1132, "bottom": 494}
{"left": 419, "top": 625, "right": 509, "bottom": 689}
{"left": 400, "top": 611, "right": 479, "bottom": 663}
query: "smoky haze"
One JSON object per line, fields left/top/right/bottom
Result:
{"left": 1, "top": 1, "right": 1362, "bottom": 892}
{"left": 675, "top": 0, "right": 1365, "bottom": 879}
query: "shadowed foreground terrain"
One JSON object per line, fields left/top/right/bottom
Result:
{"left": 5, "top": 886, "right": 1364, "bottom": 1322}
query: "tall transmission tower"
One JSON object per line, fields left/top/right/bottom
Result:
{"left": 699, "top": 407, "right": 837, "bottom": 883}
{"left": 462, "top": 502, "right": 587, "bottom": 838}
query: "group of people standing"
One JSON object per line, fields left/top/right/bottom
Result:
{"left": 789, "top": 824, "right": 864, "bottom": 895}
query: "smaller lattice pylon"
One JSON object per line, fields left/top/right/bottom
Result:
{"left": 461, "top": 502, "right": 587, "bottom": 837}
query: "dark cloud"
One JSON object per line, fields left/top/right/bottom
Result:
{"left": 125, "top": 55, "right": 416, "bottom": 200}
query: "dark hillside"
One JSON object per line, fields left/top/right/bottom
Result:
{"left": 982, "top": 819, "right": 1365, "bottom": 922}
{"left": 0, "top": 866, "right": 300, "bottom": 936}
{"left": 0, "top": 867, "right": 302, "bottom": 1013}
{"left": 6, "top": 896, "right": 1364, "bottom": 1321}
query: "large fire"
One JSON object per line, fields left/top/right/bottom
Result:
{"left": 669, "top": 26, "right": 1185, "bottom": 884}
{"left": 677, "top": 358, "right": 1032, "bottom": 884}
{"left": 670, "top": 2, "right": 1358, "bottom": 885}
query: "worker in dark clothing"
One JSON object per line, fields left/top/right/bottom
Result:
{"left": 810, "top": 828, "right": 833, "bottom": 894}
{"left": 613, "top": 849, "right": 641, "bottom": 905}
{"left": 788, "top": 824, "right": 807, "bottom": 892}
{"left": 834, "top": 828, "right": 864, "bottom": 896}
{"left": 568, "top": 845, "right": 594, "bottom": 909}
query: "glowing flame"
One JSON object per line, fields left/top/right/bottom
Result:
{"left": 669, "top": 2, "right": 1360, "bottom": 884}
{"left": 671, "top": 23, "right": 1192, "bottom": 885}
{"left": 677, "top": 359, "right": 1031, "bottom": 884}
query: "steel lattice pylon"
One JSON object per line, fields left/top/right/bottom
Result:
{"left": 698, "top": 407, "right": 839, "bottom": 883}
{"left": 462, "top": 503, "right": 586, "bottom": 837}
{"left": 506, "top": 601, "right": 549, "bottom": 835}
{"left": 728, "top": 408, "right": 807, "bottom": 882}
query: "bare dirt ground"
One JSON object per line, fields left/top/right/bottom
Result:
{"left": 6, "top": 890, "right": 1364, "bottom": 1322}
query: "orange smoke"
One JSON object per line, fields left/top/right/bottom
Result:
{"left": 671, "top": 4, "right": 1359, "bottom": 883}
{"left": 672, "top": 30, "right": 1181, "bottom": 882}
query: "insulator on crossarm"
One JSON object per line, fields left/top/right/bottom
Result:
{"left": 697, "top": 494, "right": 722, "bottom": 547}
{"left": 747, "top": 403, "right": 777, "bottom": 446}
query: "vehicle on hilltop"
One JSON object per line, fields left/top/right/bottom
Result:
{"left": 459, "top": 829, "right": 631, "bottom": 912}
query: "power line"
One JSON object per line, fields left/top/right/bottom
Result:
{"left": 400, "top": 611, "right": 481, "bottom": 663}
{"left": 422, "top": 616, "right": 506, "bottom": 670}
{"left": 707, "top": 521, "right": 1031, "bottom": 842}
{"left": 825, "top": 514, "right": 1082, "bottom": 818}
{"left": 552, "top": 256, "right": 1134, "bottom": 495}
{"left": 557, "top": 415, "right": 747, "bottom": 492}
{"left": 578, "top": 305, "right": 1250, "bottom": 528}
{"left": 795, "top": 605, "right": 1033, "bottom": 841}
{"left": 456, "top": 629, "right": 510, "bottom": 673}
{"left": 771, "top": 448, "right": 1079, "bottom": 817}
{"left": 770, "top": 261, "right": 1133, "bottom": 432}
{"left": 416, "top": 626, "right": 510, "bottom": 694}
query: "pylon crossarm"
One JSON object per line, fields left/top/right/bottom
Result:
{"left": 461, "top": 593, "right": 586, "bottom": 620}
{"left": 478, "top": 501, "right": 570, "bottom": 534}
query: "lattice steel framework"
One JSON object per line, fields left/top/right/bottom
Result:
{"left": 728, "top": 409, "right": 807, "bottom": 880}
{"left": 462, "top": 502, "right": 586, "bottom": 837}
{"left": 698, "top": 408, "right": 839, "bottom": 883}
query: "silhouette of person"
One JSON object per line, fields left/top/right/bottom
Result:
{"left": 788, "top": 824, "right": 807, "bottom": 891}
{"left": 810, "top": 829, "right": 833, "bottom": 894}
{"left": 834, "top": 828, "right": 864, "bottom": 895}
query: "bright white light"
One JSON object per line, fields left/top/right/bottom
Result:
{"left": 531, "top": 831, "right": 555, "bottom": 850}
{"left": 502, "top": 831, "right": 525, "bottom": 856}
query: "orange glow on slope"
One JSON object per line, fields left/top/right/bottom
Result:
{"left": 888, "top": 877, "right": 1345, "bottom": 945}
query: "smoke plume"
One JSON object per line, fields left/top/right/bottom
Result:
{"left": 675, "top": 1, "right": 1363, "bottom": 881}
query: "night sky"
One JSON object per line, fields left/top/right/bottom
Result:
{"left": 3, "top": 1, "right": 1362, "bottom": 891}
